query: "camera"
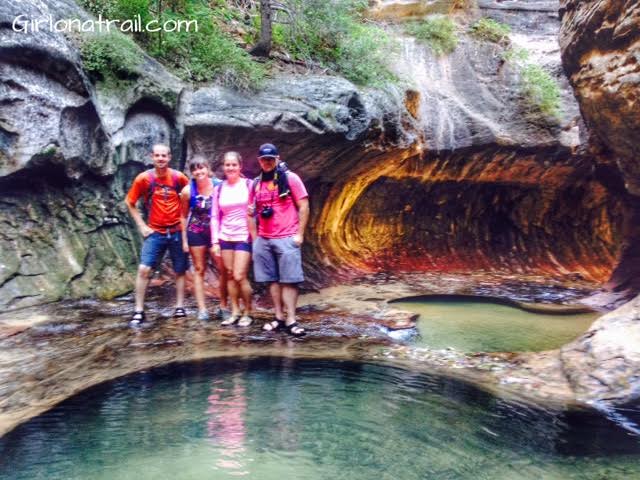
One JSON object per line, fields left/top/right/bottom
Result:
{"left": 260, "top": 206, "right": 274, "bottom": 219}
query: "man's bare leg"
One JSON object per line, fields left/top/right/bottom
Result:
{"left": 281, "top": 284, "right": 298, "bottom": 325}
{"left": 135, "top": 265, "right": 152, "bottom": 312}
{"left": 282, "top": 283, "right": 304, "bottom": 335}
{"left": 269, "top": 282, "right": 285, "bottom": 320}
{"left": 175, "top": 273, "right": 185, "bottom": 309}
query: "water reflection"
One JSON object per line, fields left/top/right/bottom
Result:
{"left": 207, "top": 373, "right": 249, "bottom": 475}
{"left": 1, "top": 358, "right": 639, "bottom": 480}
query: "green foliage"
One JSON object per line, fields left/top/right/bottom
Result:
{"left": 503, "top": 48, "right": 561, "bottom": 117}
{"left": 79, "top": 0, "right": 151, "bottom": 23}
{"left": 469, "top": 17, "right": 511, "bottom": 44}
{"left": 79, "top": 0, "right": 117, "bottom": 17}
{"left": 334, "top": 24, "right": 397, "bottom": 86}
{"left": 113, "top": 0, "right": 152, "bottom": 24}
{"left": 80, "top": 32, "right": 140, "bottom": 80}
{"left": 209, "top": 0, "right": 244, "bottom": 22}
{"left": 79, "top": 0, "right": 264, "bottom": 90}
{"left": 520, "top": 64, "right": 561, "bottom": 117}
{"left": 249, "top": 15, "right": 288, "bottom": 49}
{"left": 279, "top": 0, "right": 397, "bottom": 86}
{"left": 153, "top": 5, "right": 265, "bottom": 90}
{"left": 405, "top": 15, "right": 458, "bottom": 55}
{"left": 78, "top": 0, "right": 396, "bottom": 88}
{"left": 40, "top": 146, "right": 58, "bottom": 157}
{"left": 271, "top": 23, "right": 288, "bottom": 49}
{"left": 502, "top": 47, "right": 529, "bottom": 63}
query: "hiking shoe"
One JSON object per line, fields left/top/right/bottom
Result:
{"left": 221, "top": 314, "right": 240, "bottom": 326}
{"left": 238, "top": 315, "right": 253, "bottom": 327}
{"left": 197, "top": 310, "right": 210, "bottom": 321}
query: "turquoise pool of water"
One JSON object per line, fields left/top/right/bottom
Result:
{"left": 392, "top": 299, "right": 599, "bottom": 352}
{"left": 1, "top": 359, "right": 638, "bottom": 480}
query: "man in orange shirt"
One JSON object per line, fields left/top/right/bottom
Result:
{"left": 125, "top": 144, "right": 189, "bottom": 325}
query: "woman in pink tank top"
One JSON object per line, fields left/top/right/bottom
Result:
{"left": 211, "top": 152, "right": 254, "bottom": 326}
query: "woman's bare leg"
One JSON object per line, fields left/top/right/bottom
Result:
{"left": 212, "top": 250, "right": 229, "bottom": 310}
{"left": 233, "top": 251, "right": 253, "bottom": 315}
{"left": 222, "top": 249, "right": 240, "bottom": 317}
{"left": 189, "top": 246, "right": 208, "bottom": 312}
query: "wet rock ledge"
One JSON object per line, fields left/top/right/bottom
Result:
{"left": 1, "top": 273, "right": 634, "bottom": 438}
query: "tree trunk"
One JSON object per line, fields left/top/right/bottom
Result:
{"left": 251, "top": 0, "right": 272, "bottom": 57}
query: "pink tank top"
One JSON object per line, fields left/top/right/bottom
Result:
{"left": 211, "top": 179, "right": 251, "bottom": 244}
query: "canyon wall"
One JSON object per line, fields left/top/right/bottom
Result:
{"left": 0, "top": 0, "right": 630, "bottom": 309}
{"left": 557, "top": 0, "right": 640, "bottom": 402}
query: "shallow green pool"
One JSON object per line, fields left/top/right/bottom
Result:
{"left": 392, "top": 299, "right": 600, "bottom": 352}
{"left": 1, "top": 359, "right": 639, "bottom": 480}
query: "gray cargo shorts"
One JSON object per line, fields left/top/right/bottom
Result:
{"left": 253, "top": 236, "right": 304, "bottom": 284}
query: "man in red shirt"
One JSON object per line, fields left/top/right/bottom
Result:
{"left": 250, "top": 143, "right": 310, "bottom": 336}
{"left": 125, "top": 144, "right": 189, "bottom": 325}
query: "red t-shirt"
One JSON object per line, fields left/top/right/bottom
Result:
{"left": 250, "top": 171, "right": 308, "bottom": 238}
{"left": 126, "top": 168, "right": 189, "bottom": 233}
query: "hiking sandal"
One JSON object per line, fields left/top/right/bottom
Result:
{"left": 130, "top": 311, "right": 145, "bottom": 326}
{"left": 285, "top": 322, "right": 306, "bottom": 337}
{"left": 262, "top": 319, "right": 285, "bottom": 332}
{"left": 174, "top": 307, "right": 187, "bottom": 318}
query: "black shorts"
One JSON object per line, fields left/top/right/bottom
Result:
{"left": 187, "top": 230, "right": 212, "bottom": 247}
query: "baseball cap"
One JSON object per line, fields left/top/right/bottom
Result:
{"left": 258, "top": 143, "right": 279, "bottom": 158}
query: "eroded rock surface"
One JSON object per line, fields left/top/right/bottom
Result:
{"left": 559, "top": 0, "right": 640, "bottom": 298}
{"left": 554, "top": 0, "right": 640, "bottom": 402}
{"left": 561, "top": 293, "right": 640, "bottom": 403}
{"left": 0, "top": 0, "right": 184, "bottom": 308}
{"left": 559, "top": 0, "right": 640, "bottom": 187}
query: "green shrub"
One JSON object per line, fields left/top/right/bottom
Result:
{"left": 154, "top": 6, "right": 265, "bottom": 90}
{"left": 520, "top": 64, "right": 561, "bottom": 117}
{"left": 249, "top": 15, "right": 288, "bottom": 49}
{"left": 280, "top": 0, "right": 397, "bottom": 86}
{"left": 113, "top": 0, "right": 152, "bottom": 24}
{"left": 80, "top": 0, "right": 264, "bottom": 90}
{"left": 335, "top": 24, "right": 397, "bottom": 86}
{"left": 78, "top": 0, "right": 117, "bottom": 17}
{"left": 469, "top": 17, "right": 511, "bottom": 43}
{"left": 502, "top": 47, "right": 529, "bottom": 63}
{"left": 81, "top": 32, "right": 140, "bottom": 80}
{"left": 79, "top": 0, "right": 151, "bottom": 24}
{"left": 405, "top": 15, "right": 458, "bottom": 55}
{"left": 78, "top": 0, "right": 395, "bottom": 88}
{"left": 503, "top": 48, "right": 561, "bottom": 117}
